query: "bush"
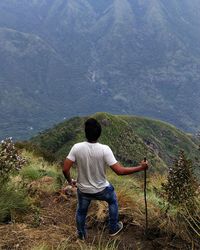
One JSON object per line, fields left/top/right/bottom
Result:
{"left": 162, "top": 150, "right": 198, "bottom": 207}
{"left": 0, "top": 138, "right": 28, "bottom": 223}
{"left": 0, "top": 138, "right": 26, "bottom": 184}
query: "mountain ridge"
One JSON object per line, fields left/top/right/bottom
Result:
{"left": 1, "top": 0, "right": 200, "bottom": 139}
{"left": 25, "top": 112, "right": 200, "bottom": 175}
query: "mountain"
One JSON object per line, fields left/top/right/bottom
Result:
{"left": 0, "top": 27, "right": 75, "bottom": 139}
{"left": 1, "top": 0, "right": 200, "bottom": 139}
{"left": 25, "top": 113, "right": 200, "bottom": 174}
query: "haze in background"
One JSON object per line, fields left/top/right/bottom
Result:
{"left": 0, "top": 0, "right": 200, "bottom": 139}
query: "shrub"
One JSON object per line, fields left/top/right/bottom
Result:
{"left": 0, "top": 138, "right": 26, "bottom": 184}
{"left": 162, "top": 150, "right": 198, "bottom": 207}
{"left": 0, "top": 138, "right": 28, "bottom": 223}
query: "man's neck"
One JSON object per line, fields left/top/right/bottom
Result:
{"left": 87, "top": 140, "right": 97, "bottom": 143}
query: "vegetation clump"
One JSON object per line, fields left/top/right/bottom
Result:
{"left": 0, "top": 138, "right": 28, "bottom": 223}
{"left": 162, "top": 150, "right": 198, "bottom": 206}
{"left": 0, "top": 137, "right": 26, "bottom": 183}
{"left": 161, "top": 150, "right": 200, "bottom": 245}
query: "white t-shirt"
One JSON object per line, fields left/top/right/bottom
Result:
{"left": 67, "top": 141, "right": 117, "bottom": 193}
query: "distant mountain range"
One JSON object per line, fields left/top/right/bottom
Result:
{"left": 0, "top": 0, "right": 200, "bottom": 139}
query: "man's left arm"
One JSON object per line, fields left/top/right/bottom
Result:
{"left": 63, "top": 158, "right": 75, "bottom": 185}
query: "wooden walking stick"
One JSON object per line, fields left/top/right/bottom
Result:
{"left": 143, "top": 157, "right": 148, "bottom": 234}
{"left": 143, "top": 159, "right": 161, "bottom": 239}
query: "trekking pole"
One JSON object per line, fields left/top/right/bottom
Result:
{"left": 143, "top": 157, "right": 148, "bottom": 234}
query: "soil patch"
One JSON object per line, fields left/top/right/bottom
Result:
{"left": 0, "top": 190, "right": 194, "bottom": 249}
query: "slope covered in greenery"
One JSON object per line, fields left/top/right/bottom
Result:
{"left": 27, "top": 113, "right": 200, "bottom": 173}
{"left": 0, "top": 142, "right": 199, "bottom": 249}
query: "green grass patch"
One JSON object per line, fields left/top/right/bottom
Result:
{"left": 0, "top": 183, "right": 29, "bottom": 223}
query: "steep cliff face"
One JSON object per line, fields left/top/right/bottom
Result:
{"left": 0, "top": 0, "right": 200, "bottom": 139}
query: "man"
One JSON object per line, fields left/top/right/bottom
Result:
{"left": 63, "top": 118, "right": 148, "bottom": 240}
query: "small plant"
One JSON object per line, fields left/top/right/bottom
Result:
{"left": 0, "top": 138, "right": 28, "bottom": 223}
{"left": 0, "top": 184, "right": 28, "bottom": 223}
{"left": 0, "top": 138, "right": 26, "bottom": 184}
{"left": 161, "top": 150, "right": 200, "bottom": 246}
{"left": 162, "top": 150, "right": 198, "bottom": 207}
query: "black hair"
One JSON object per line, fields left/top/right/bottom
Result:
{"left": 85, "top": 118, "right": 101, "bottom": 142}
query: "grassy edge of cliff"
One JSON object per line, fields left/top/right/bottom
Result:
{"left": 0, "top": 149, "right": 199, "bottom": 250}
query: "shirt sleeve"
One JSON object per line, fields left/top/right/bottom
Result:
{"left": 67, "top": 145, "right": 76, "bottom": 162}
{"left": 104, "top": 146, "right": 117, "bottom": 166}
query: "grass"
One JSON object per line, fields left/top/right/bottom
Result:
{"left": 0, "top": 150, "right": 64, "bottom": 224}
{"left": 19, "top": 150, "right": 64, "bottom": 192}
{"left": 0, "top": 149, "right": 199, "bottom": 249}
{"left": 31, "top": 237, "right": 120, "bottom": 250}
{"left": 0, "top": 182, "right": 29, "bottom": 223}
{"left": 108, "top": 168, "right": 200, "bottom": 245}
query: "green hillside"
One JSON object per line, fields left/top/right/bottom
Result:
{"left": 27, "top": 113, "right": 199, "bottom": 173}
{"left": 1, "top": 146, "right": 199, "bottom": 249}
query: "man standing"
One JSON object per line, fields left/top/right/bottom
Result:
{"left": 63, "top": 118, "right": 148, "bottom": 240}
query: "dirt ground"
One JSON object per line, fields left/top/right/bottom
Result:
{"left": 0, "top": 186, "right": 196, "bottom": 250}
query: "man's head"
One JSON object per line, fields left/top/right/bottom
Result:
{"left": 85, "top": 118, "right": 101, "bottom": 142}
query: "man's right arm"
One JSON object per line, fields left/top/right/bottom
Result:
{"left": 110, "top": 160, "right": 148, "bottom": 175}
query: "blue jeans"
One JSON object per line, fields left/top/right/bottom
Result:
{"left": 76, "top": 184, "right": 118, "bottom": 239}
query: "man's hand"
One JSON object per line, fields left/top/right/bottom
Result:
{"left": 140, "top": 160, "right": 149, "bottom": 171}
{"left": 68, "top": 179, "right": 77, "bottom": 187}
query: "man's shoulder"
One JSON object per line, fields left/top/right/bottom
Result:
{"left": 73, "top": 142, "right": 86, "bottom": 148}
{"left": 73, "top": 142, "right": 111, "bottom": 151}
{"left": 98, "top": 143, "right": 111, "bottom": 151}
